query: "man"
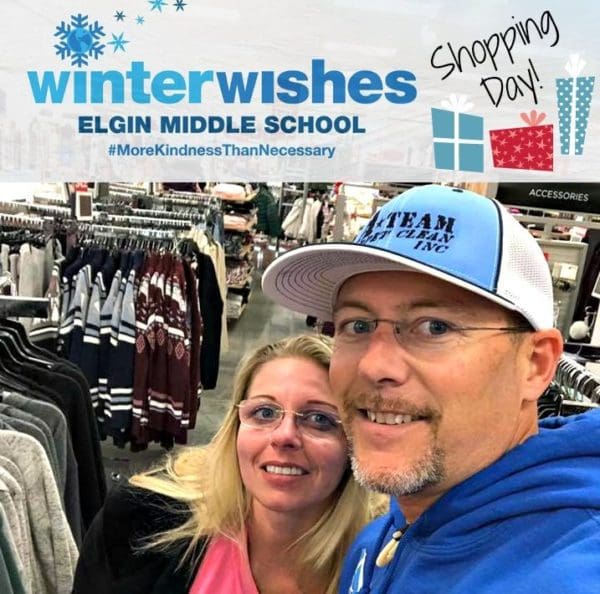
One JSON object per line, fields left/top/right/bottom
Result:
{"left": 262, "top": 184, "right": 600, "bottom": 593}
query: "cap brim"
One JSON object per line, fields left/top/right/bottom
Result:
{"left": 262, "top": 243, "right": 520, "bottom": 321}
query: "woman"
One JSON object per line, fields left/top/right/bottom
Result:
{"left": 73, "top": 335, "right": 382, "bottom": 594}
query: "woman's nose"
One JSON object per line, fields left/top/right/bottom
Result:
{"left": 269, "top": 413, "right": 303, "bottom": 449}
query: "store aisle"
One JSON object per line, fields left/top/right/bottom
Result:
{"left": 102, "top": 276, "right": 309, "bottom": 483}
{"left": 191, "top": 276, "right": 308, "bottom": 445}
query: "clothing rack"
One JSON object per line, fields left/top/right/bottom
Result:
{"left": 95, "top": 205, "right": 204, "bottom": 221}
{"left": 78, "top": 222, "right": 178, "bottom": 240}
{"left": 0, "top": 203, "right": 72, "bottom": 238}
{"left": 97, "top": 193, "right": 224, "bottom": 243}
{"left": 556, "top": 355, "right": 600, "bottom": 404}
{"left": 0, "top": 212, "right": 45, "bottom": 229}
{"left": 539, "top": 354, "right": 600, "bottom": 418}
{"left": 32, "top": 194, "right": 69, "bottom": 207}
{"left": 0, "top": 208, "right": 182, "bottom": 241}
{"left": 163, "top": 189, "right": 218, "bottom": 203}
{"left": 0, "top": 201, "right": 70, "bottom": 217}
{"left": 107, "top": 183, "right": 147, "bottom": 196}
{"left": 104, "top": 189, "right": 221, "bottom": 211}
{"left": 106, "top": 190, "right": 142, "bottom": 202}
{"left": 92, "top": 212, "right": 195, "bottom": 229}
{"left": 151, "top": 192, "right": 221, "bottom": 210}
{"left": 0, "top": 296, "right": 51, "bottom": 318}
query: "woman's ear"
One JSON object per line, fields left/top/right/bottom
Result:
{"left": 520, "top": 328, "right": 563, "bottom": 403}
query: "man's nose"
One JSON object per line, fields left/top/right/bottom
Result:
{"left": 356, "top": 324, "right": 412, "bottom": 387}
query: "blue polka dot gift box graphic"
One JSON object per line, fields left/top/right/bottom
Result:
{"left": 489, "top": 110, "right": 553, "bottom": 172}
{"left": 556, "top": 54, "right": 596, "bottom": 156}
{"left": 431, "top": 94, "right": 484, "bottom": 173}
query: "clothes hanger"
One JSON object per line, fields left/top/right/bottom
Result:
{"left": 0, "top": 335, "right": 48, "bottom": 391}
{"left": 0, "top": 335, "right": 24, "bottom": 367}
{"left": 0, "top": 323, "right": 36, "bottom": 363}
{"left": 0, "top": 361, "right": 30, "bottom": 394}
{"left": 537, "top": 385, "right": 563, "bottom": 418}
{"left": 0, "top": 316, "right": 56, "bottom": 366}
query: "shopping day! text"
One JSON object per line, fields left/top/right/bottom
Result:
{"left": 429, "top": 9, "right": 560, "bottom": 106}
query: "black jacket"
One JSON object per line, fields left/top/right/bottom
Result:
{"left": 72, "top": 486, "right": 206, "bottom": 594}
{"left": 254, "top": 185, "right": 281, "bottom": 238}
{"left": 6, "top": 359, "right": 106, "bottom": 531}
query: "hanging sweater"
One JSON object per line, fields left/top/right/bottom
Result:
{"left": 0, "top": 431, "right": 78, "bottom": 594}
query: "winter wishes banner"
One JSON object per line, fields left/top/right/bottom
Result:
{"left": 1, "top": 0, "right": 599, "bottom": 181}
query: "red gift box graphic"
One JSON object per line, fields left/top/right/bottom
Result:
{"left": 489, "top": 111, "right": 553, "bottom": 171}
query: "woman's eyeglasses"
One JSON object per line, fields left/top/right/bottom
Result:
{"left": 236, "top": 399, "right": 343, "bottom": 440}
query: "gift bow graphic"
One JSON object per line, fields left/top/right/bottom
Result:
{"left": 440, "top": 94, "right": 474, "bottom": 113}
{"left": 520, "top": 110, "right": 547, "bottom": 126}
{"left": 565, "top": 54, "right": 586, "bottom": 77}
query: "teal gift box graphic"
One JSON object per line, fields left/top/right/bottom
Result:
{"left": 431, "top": 95, "right": 484, "bottom": 172}
{"left": 556, "top": 54, "right": 595, "bottom": 156}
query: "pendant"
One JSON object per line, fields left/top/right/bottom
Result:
{"left": 375, "top": 527, "right": 407, "bottom": 568}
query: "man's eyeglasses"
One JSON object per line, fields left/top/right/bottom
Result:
{"left": 331, "top": 317, "right": 532, "bottom": 355}
{"left": 236, "top": 399, "right": 343, "bottom": 440}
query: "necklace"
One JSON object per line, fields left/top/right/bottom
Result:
{"left": 375, "top": 524, "right": 410, "bottom": 567}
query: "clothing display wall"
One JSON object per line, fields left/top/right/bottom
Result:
{"left": 0, "top": 297, "right": 108, "bottom": 594}
{"left": 537, "top": 239, "right": 588, "bottom": 335}
{"left": 222, "top": 191, "right": 257, "bottom": 320}
{"left": 281, "top": 195, "right": 325, "bottom": 243}
{"left": 573, "top": 229, "right": 600, "bottom": 324}
{"left": 0, "top": 194, "right": 228, "bottom": 451}
{"left": 58, "top": 228, "right": 225, "bottom": 450}
{"left": 0, "top": 186, "right": 235, "bottom": 591}
{"left": 538, "top": 354, "right": 600, "bottom": 417}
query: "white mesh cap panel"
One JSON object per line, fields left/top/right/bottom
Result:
{"left": 266, "top": 246, "right": 414, "bottom": 320}
{"left": 496, "top": 204, "right": 554, "bottom": 329}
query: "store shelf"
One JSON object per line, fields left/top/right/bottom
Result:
{"left": 226, "top": 302, "right": 247, "bottom": 320}
{"left": 216, "top": 190, "right": 257, "bottom": 203}
{"left": 224, "top": 221, "right": 255, "bottom": 232}
{"left": 226, "top": 288, "right": 252, "bottom": 320}
{"left": 224, "top": 213, "right": 257, "bottom": 233}
{"left": 222, "top": 190, "right": 256, "bottom": 321}
{"left": 225, "top": 244, "right": 253, "bottom": 260}
{"left": 227, "top": 278, "right": 253, "bottom": 290}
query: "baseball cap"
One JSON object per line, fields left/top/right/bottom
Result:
{"left": 262, "top": 184, "right": 554, "bottom": 330}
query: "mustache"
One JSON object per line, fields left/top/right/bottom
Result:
{"left": 340, "top": 390, "right": 439, "bottom": 421}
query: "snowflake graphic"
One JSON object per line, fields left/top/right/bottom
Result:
{"left": 54, "top": 13, "right": 105, "bottom": 67}
{"left": 136, "top": 15, "right": 145, "bottom": 25}
{"left": 149, "top": 0, "right": 167, "bottom": 11}
{"left": 174, "top": 0, "right": 187, "bottom": 11}
{"left": 108, "top": 33, "right": 130, "bottom": 52}
{"left": 114, "top": 11, "right": 125, "bottom": 22}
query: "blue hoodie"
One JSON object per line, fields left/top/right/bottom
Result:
{"left": 340, "top": 411, "right": 600, "bottom": 594}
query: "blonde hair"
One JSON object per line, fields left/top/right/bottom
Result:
{"left": 130, "top": 334, "right": 382, "bottom": 594}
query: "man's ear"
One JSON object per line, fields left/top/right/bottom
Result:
{"left": 520, "top": 329, "right": 563, "bottom": 403}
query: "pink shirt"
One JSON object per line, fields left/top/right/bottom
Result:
{"left": 188, "top": 535, "right": 259, "bottom": 594}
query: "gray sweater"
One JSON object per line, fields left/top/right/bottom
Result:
{"left": 0, "top": 431, "right": 78, "bottom": 594}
